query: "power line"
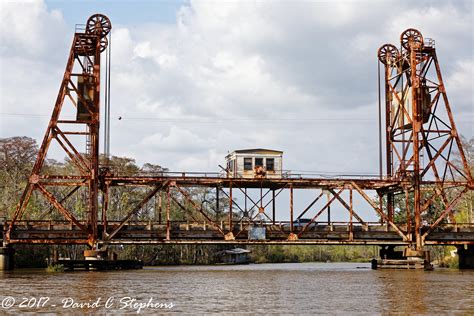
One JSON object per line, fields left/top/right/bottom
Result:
{"left": 2, "top": 113, "right": 473, "bottom": 124}
{"left": 0, "top": 113, "right": 377, "bottom": 122}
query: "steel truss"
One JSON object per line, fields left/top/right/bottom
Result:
{"left": 5, "top": 14, "right": 111, "bottom": 246}
{"left": 3, "top": 19, "right": 473, "bottom": 251}
{"left": 378, "top": 28, "right": 473, "bottom": 250}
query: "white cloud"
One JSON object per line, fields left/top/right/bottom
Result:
{"left": 446, "top": 59, "right": 474, "bottom": 95}
{"left": 445, "top": 59, "right": 474, "bottom": 135}
{"left": 1, "top": 0, "right": 472, "bottom": 175}
{"left": 0, "top": 0, "right": 67, "bottom": 59}
{"left": 0, "top": 0, "right": 68, "bottom": 152}
{"left": 141, "top": 126, "right": 210, "bottom": 152}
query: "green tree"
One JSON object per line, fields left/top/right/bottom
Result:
{"left": 454, "top": 136, "right": 474, "bottom": 223}
{"left": 0, "top": 137, "right": 38, "bottom": 218}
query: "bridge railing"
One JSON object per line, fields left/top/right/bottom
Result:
{"left": 105, "top": 168, "right": 385, "bottom": 180}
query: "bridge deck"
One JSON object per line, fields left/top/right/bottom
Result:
{"left": 4, "top": 221, "right": 474, "bottom": 246}
{"left": 99, "top": 175, "right": 460, "bottom": 190}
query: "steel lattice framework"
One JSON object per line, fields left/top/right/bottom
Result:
{"left": 2, "top": 16, "right": 473, "bottom": 255}
{"left": 378, "top": 28, "right": 473, "bottom": 251}
{"left": 5, "top": 14, "right": 111, "bottom": 246}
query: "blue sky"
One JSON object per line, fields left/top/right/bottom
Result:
{"left": 45, "top": 0, "right": 187, "bottom": 26}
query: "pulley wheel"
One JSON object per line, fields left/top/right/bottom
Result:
{"left": 100, "top": 36, "right": 108, "bottom": 52}
{"left": 377, "top": 44, "right": 399, "bottom": 65}
{"left": 86, "top": 14, "right": 112, "bottom": 38}
{"left": 401, "top": 28, "right": 423, "bottom": 50}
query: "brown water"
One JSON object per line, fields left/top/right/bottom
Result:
{"left": 1, "top": 263, "right": 473, "bottom": 314}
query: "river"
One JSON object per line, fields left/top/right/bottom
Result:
{"left": 1, "top": 263, "right": 473, "bottom": 314}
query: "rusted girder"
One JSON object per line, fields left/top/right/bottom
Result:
{"left": 377, "top": 28, "right": 473, "bottom": 251}
{"left": 105, "top": 176, "right": 402, "bottom": 189}
{"left": 105, "top": 182, "right": 167, "bottom": 241}
{"left": 5, "top": 14, "right": 111, "bottom": 247}
{"left": 5, "top": 220, "right": 474, "bottom": 246}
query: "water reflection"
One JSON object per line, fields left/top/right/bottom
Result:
{"left": 376, "top": 270, "right": 429, "bottom": 314}
{"left": 376, "top": 269, "right": 474, "bottom": 314}
{"left": 1, "top": 263, "right": 473, "bottom": 314}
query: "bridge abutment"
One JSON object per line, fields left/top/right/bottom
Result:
{"left": 457, "top": 245, "right": 474, "bottom": 269}
{"left": 0, "top": 247, "right": 15, "bottom": 270}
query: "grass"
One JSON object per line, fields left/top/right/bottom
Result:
{"left": 46, "top": 264, "right": 65, "bottom": 273}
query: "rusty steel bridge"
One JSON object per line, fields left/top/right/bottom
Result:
{"left": 2, "top": 15, "right": 473, "bottom": 258}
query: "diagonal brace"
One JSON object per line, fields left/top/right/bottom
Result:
{"left": 351, "top": 181, "right": 408, "bottom": 240}
{"left": 328, "top": 188, "right": 367, "bottom": 227}
{"left": 106, "top": 183, "right": 167, "bottom": 241}
{"left": 174, "top": 184, "right": 225, "bottom": 236}
{"left": 298, "top": 188, "right": 343, "bottom": 237}
{"left": 36, "top": 183, "right": 87, "bottom": 232}
{"left": 422, "top": 187, "right": 468, "bottom": 240}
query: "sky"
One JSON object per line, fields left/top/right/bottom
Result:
{"left": 0, "top": 0, "right": 473, "bottom": 176}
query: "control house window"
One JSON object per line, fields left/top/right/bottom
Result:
{"left": 255, "top": 158, "right": 263, "bottom": 167}
{"left": 244, "top": 158, "right": 252, "bottom": 171}
{"left": 266, "top": 158, "right": 275, "bottom": 171}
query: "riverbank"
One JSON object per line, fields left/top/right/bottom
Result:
{"left": 9, "top": 244, "right": 459, "bottom": 268}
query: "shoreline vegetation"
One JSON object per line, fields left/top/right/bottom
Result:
{"left": 15, "top": 243, "right": 458, "bottom": 269}
{"left": 46, "top": 264, "right": 65, "bottom": 273}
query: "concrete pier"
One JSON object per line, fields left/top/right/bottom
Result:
{"left": 0, "top": 247, "right": 15, "bottom": 270}
{"left": 457, "top": 245, "right": 474, "bottom": 269}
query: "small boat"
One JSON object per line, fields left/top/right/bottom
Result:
{"left": 215, "top": 248, "right": 251, "bottom": 264}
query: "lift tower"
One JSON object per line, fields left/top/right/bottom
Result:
{"left": 6, "top": 14, "right": 112, "bottom": 247}
{"left": 378, "top": 29, "right": 473, "bottom": 253}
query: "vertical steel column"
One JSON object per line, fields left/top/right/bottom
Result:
{"left": 88, "top": 36, "right": 102, "bottom": 245}
{"left": 158, "top": 192, "right": 162, "bottom": 224}
{"left": 378, "top": 61, "right": 383, "bottom": 180}
{"left": 410, "top": 43, "right": 422, "bottom": 250}
{"left": 387, "top": 195, "right": 394, "bottom": 223}
{"left": 229, "top": 181, "right": 233, "bottom": 232}
{"left": 244, "top": 188, "right": 247, "bottom": 214}
{"left": 384, "top": 62, "right": 394, "bottom": 223}
{"left": 101, "top": 184, "right": 109, "bottom": 239}
{"left": 290, "top": 185, "right": 294, "bottom": 232}
{"left": 378, "top": 194, "right": 384, "bottom": 226}
{"left": 405, "top": 188, "right": 411, "bottom": 237}
{"left": 272, "top": 189, "right": 276, "bottom": 224}
{"left": 240, "top": 188, "right": 247, "bottom": 238}
{"left": 383, "top": 58, "right": 392, "bottom": 176}
{"left": 216, "top": 186, "right": 219, "bottom": 221}
{"left": 327, "top": 191, "right": 331, "bottom": 225}
{"left": 349, "top": 188, "right": 353, "bottom": 240}
{"left": 166, "top": 187, "right": 171, "bottom": 240}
